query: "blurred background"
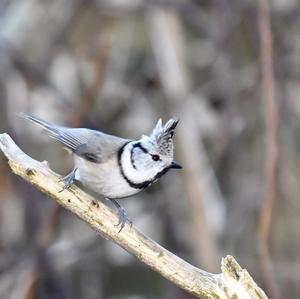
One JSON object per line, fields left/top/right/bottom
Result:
{"left": 0, "top": 0, "right": 299, "bottom": 298}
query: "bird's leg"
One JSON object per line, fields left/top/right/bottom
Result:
{"left": 107, "top": 198, "right": 132, "bottom": 232}
{"left": 58, "top": 168, "right": 78, "bottom": 192}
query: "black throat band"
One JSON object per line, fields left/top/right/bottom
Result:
{"left": 117, "top": 142, "right": 171, "bottom": 190}
{"left": 118, "top": 142, "right": 151, "bottom": 189}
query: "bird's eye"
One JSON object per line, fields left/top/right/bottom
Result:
{"left": 152, "top": 154, "right": 160, "bottom": 161}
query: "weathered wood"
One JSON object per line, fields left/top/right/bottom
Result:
{"left": 0, "top": 133, "right": 268, "bottom": 299}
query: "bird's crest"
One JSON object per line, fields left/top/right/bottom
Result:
{"left": 149, "top": 118, "right": 179, "bottom": 155}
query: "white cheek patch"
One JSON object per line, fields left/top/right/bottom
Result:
{"left": 122, "top": 144, "right": 161, "bottom": 183}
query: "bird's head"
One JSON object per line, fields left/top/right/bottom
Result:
{"left": 128, "top": 118, "right": 182, "bottom": 183}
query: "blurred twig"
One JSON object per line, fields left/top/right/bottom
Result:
{"left": 69, "top": 18, "right": 113, "bottom": 126}
{"left": 257, "top": 0, "right": 281, "bottom": 298}
{"left": 0, "top": 133, "right": 267, "bottom": 299}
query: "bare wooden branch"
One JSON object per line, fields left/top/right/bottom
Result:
{"left": 0, "top": 133, "right": 267, "bottom": 299}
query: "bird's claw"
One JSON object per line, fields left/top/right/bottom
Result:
{"left": 106, "top": 198, "right": 132, "bottom": 233}
{"left": 114, "top": 206, "right": 132, "bottom": 233}
{"left": 58, "top": 168, "right": 77, "bottom": 192}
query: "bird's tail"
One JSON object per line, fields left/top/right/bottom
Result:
{"left": 19, "top": 113, "right": 82, "bottom": 151}
{"left": 19, "top": 112, "right": 59, "bottom": 133}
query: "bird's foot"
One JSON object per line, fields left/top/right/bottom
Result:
{"left": 108, "top": 198, "right": 132, "bottom": 233}
{"left": 115, "top": 206, "right": 132, "bottom": 233}
{"left": 58, "top": 168, "right": 77, "bottom": 192}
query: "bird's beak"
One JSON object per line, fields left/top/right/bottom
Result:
{"left": 171, "top": 160, "right": 183, "bottom": 169}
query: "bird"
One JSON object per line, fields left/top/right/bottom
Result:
{"left": 21, "top": 113, "right": 182, "bottom": 232}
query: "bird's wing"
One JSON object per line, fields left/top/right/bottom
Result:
{"left": 72, "top": 130, "right": 129, "bottom": 163}
{"left": 21, "top": 114, "right": 129, "bottom": 163}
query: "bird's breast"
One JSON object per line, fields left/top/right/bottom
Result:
{"left": 74, "top": 156, "right": 140, "bottom": 199}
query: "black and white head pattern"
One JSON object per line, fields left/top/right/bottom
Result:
{"left": 119, "top": 118, "right": 180, "bottom": 190}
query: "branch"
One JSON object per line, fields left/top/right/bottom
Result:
{"left": 0, "top": 133, "right": 267, "bottom": 299}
